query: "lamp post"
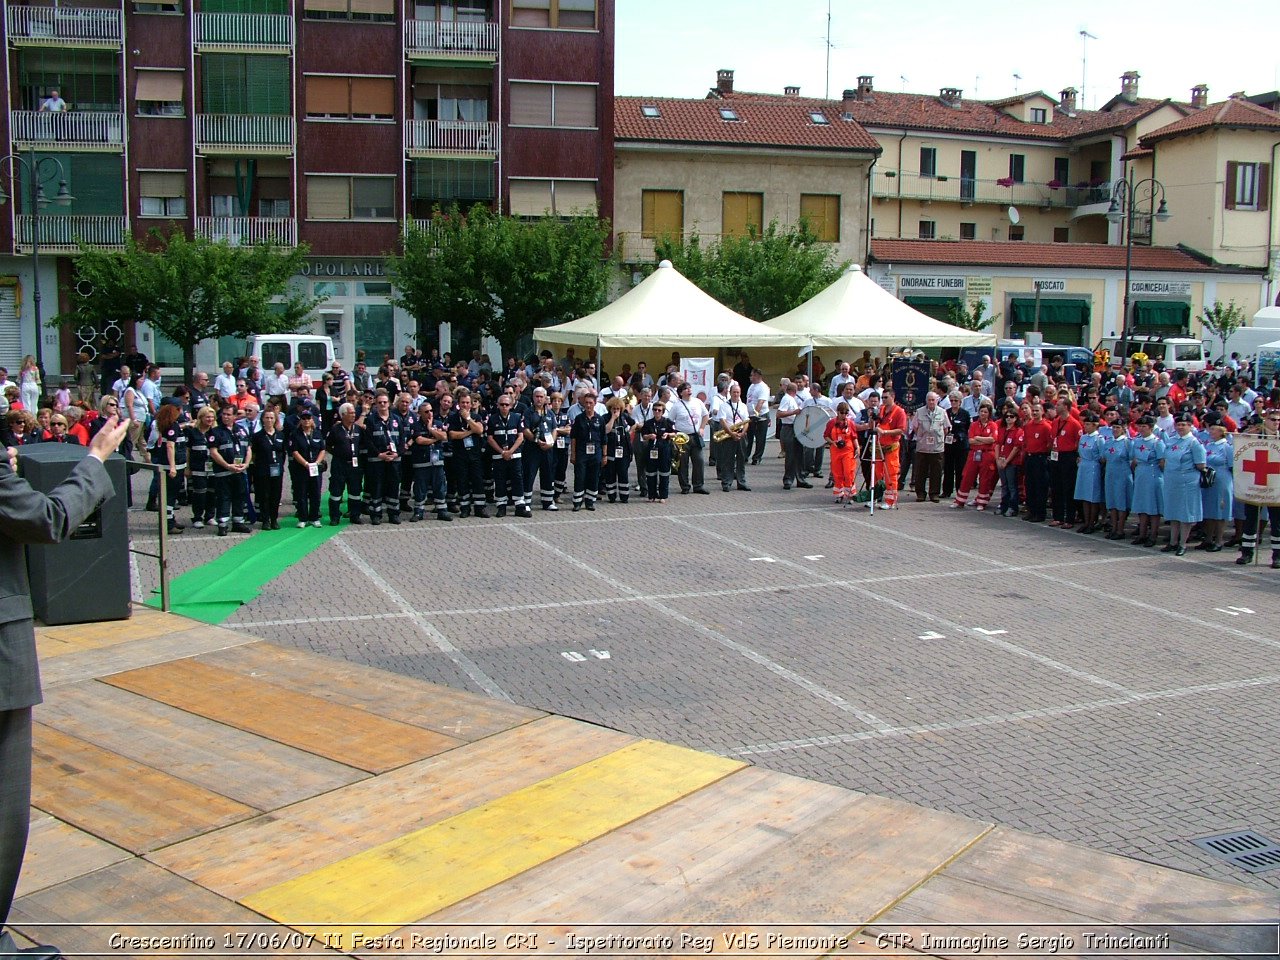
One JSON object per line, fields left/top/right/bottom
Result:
{"left": 0, "top": 149, "right": 74, "bottom": 388}
{"left": 1106, "top": 170, "right": 1170, "bottom": 346}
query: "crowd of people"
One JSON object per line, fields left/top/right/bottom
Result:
{"left": 3, "top": 342, "right": 1276, "bottom": 568}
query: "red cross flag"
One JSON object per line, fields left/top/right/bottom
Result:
{"left": 1234, "top": 436, "right": 1280, "bottom": 506}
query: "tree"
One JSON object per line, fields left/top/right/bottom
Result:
{"left": 652, "top": 219, "right": 846, "bottom": 321}
{"left": 945, "top": 298, "right": 1000, "bottom": 332}
{"left": 389, "top": 204, "right": 612, "bottom": 360}
{"left": 56, "top": 228, "right": 319, "bottom": 383}
{"left": 1198, "top": 299, "right": 1246, "bottom": 361}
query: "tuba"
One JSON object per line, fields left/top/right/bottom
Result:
{"left": 672, "top": 432, "right": 689, "bottom": 449}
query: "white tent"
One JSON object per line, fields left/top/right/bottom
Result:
{"left": 762, "top": 264, "right": 992, "bottom": 348}
{"left": 534, "top": 260, "right": 806, "bottom": 350}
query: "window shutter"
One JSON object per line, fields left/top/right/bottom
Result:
{"left": 1258, "top": 163, "right": 1271, "bottom": 213}
{"left": 510, "top": 83, "right": 553, "bottom": 125}
{"left": 349, "top": 0, "right": 394, "bottom": 13}
{"left": 654, "top": 190, "right": 683, "bottom": 236}
{"left": 509, "top": 179, "right": 553, "bottom": 216}
{"left": 307, "top": 176, "right": 350, "bottom": 219}
{"left": 351, "top": 77, "right": 394, "bottom": 118}
{"left": 553, "top": 84, "right": 595, "bottom": 127}
{"left": 557, "top": 0, "right": 596, "bottom": 29}
{"left": 510, "top": 0, "right": 550, "bottom": 27}
{"left": 139, "top": 172, "right": 186, "bottom": 198}
{"left": 306, "top": 76, "right": 350, "bottom": 116}
{"left": 303, "top": 0, "right": 347, "bottom": 10}
{"left": 553, "top": 180, "right": 596, "bottom": 215}
{"left": 1225, "top": 161, "right": 1238, "bottom": 209}
{"left": 136, "top": 70, "right": 184, "bottom": 102}
{"left": 245, "top": 55, "right": 289, "bottom": 115}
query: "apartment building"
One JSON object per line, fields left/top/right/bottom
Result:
{"left": 0, "top": 0, "right": 614, "bottom": 378}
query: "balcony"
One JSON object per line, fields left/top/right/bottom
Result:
{"left": 615, "top": 231, "right": 725, "bottom": 264}
{"left": 195, "top": 115, "right": 294, "bottom": 155}
{"left": 406, "top": 120, "right": 498, "bottom": 159}
{"left": 6, "top": 5, "right": 122, "bottom": 47}
{"left": 195, "top": 216, "right": 297, "bottom": 247}
{"left": 193, "top": 13, "right": 293, "bottom": 53}
{"left": 15, "top": 214, "right": 127, "bottom": 254}
{"left": 404, "top": 19, "right": 498, "bottom": 62}
{"left": 10, "top": 111, "right": 124, "bottom": 151}
{"left": 1067, "top": 183, "right": 1119, "bottom": 221}
{"left": 871, "top": 171, "right": 1078, "bottom": 209}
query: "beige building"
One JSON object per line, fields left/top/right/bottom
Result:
{"left": 613, "top": 85, "right": 880, "bottom": 271}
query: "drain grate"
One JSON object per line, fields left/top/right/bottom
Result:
{"left": 1192, "top": 831, "right": 1280, "bottom": 874}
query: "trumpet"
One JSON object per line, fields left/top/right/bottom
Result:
{"left": 713, "top": 428, "right": 732, "bottom": 443}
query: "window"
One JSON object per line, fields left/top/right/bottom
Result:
{"left": 959, "top": 221, "right": 976, "bottom": 240}
{"left": 1030, "top": 107, "right": 1047, "bottom": 124}
{"left": 919, "top": 146, "right": 937, "bottom": 178}
{"left": 20, "top": 48, "right": 120, "bottom": 112}
{"left": 211, "top": 194, "right": 238, "bottom": 216}
{"left": 509, "top": 82, "right": 596, "bottom": 128}
{"left": 303, "top": 0, "right": 395, "bottom": 22}
{"left": 719, "top": 107, "right": 740, "bottom": 121}
{"left": 1009, "top": 225, "right": 1025, "bottom": 241}
{"left": 354, "top": 304, "right": 394, "bottom": 362}
{"left": 135, "top": 70, "right": 184, "bottom": 116}
{"left": 298, "top": 341, "right": 329, "bottom": 370}
{"left": 918, "top": 219, "right": 936, "bottom": 239}
{"left": 1225, "top": 161, "right": 1270, "bottom": 212}
{"left": 809, "top": 112, "right": 829, "bottom": 125}
{"left": 1054, "top": 156, "right": 1069, "bottom": 185}
{"left": 138, "top": 172, "right": 187, "bottom": 217}
{"left": 410, "top": 159, "right": 494, "bottom": 213}
{"left": 202, "top": 54, "right": 289, "bottom": 115}
{"left": 305, "top": 75, "right": 394, "bottom": 120}
{"left": 306, "top": 175, "right": 395, "bottom": 220}
{"left": 1053, "top": 227, "right": 1069, "bottom": 243}
{"left": 259, "top": 198, "right": 291, "bottom": 217}
{"left": 722, "top": 192, "right": 763, "bottom": 238}
{"left": 415, "top": 2, "right": 492, "bottom": 22}
{"left": 799, "top": 194, "right": 839, "bottom": 242}
{"left": 641, "top": 104, "right": 660, "bottom": 119}
{"left": 510, "top": 0, "right": 596, "bottom": 29}
{"left": 1008, "top": 154, "right": 1025, "bottom": 183}
{"left": 641, "top": 189, "right": 683, "bottom": 239}
{"left": 134, "top": 1, "right": 181, "bottom": 11}
{"left": 509, "top": 178, "right": 597, "bottom": 216}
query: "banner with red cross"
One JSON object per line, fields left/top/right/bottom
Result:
{"left": 1234, "top": 436, "right": 1280, "bottom": 506}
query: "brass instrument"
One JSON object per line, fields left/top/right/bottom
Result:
{"left": 713, "top": 428, "right": 732, "bottom": 443}
{"left": 672, "top": 432, "right": 690, "bottom": 449}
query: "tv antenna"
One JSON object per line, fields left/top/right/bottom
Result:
{"left": 1080, "top": 29, "right": 1097, "bottom": 108}
{"left": 824, "top": 0, "right": 832, "bottom": 99}
{"left": 1013, "top": 72, "right": 1021, "bottom": 93}
{"left": 900, "top": 74, "right": 908, "bottom": 92}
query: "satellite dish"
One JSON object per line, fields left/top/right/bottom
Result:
{"left": 1008, "top": 206, "right": 1021, "bottom": 225}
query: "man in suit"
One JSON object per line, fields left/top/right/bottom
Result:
{"left": 1, "top": 415, "right": 127, "bottom": 959}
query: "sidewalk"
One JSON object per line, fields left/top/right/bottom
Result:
{"left": 11, "top": 606, "right": 1277, "bottom": 958}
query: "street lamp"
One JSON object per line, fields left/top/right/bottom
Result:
{"left": 0, "top": 149, "right": 74, "bottom": 388}
{"left": 1106, "top": 171, "right": 1170, "bottom": 346}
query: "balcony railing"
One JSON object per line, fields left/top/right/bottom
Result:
{"left": 195, "top": 216, "right": 297, "bottom": 247}
{"left": 193, "top": 12, "right": 293, "bottom": 51}
{"left": 195, "top": 114, "right": 294, "bottom": 154}
{"left": 15, "top": 214, "right": 127, "bottom": 253}
{"left": 406, "top": 120, "right": 498, "bottom": 157}
{"left": 871, "top": 171, "right": 1103, "bottom": 209}
{"left": 6, "top": 5, "right": 123, "bottom": 46}
{"left": 404, "top": 19, "right": 498, "bottom": 59}
{"left": 615, "top": 231, "right": 727, "bottom": 264}
{"left": 10, "top": 110, "right": 124, "bottom": 150}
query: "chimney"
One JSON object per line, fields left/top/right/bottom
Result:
{"left": 716, "top": 69, "right": 734, "bottom": 95}
{"left": 856, "top": 75, "right": 874, "bottom": 101}
{"left": 939, "top": 86, "right": 963, "bottom": 107}
{"left": 1190, "top": 84, "right": 1209, "bottom": 109}
{"left": 1120, "top": 70, "right": 1140, "bottom": 104}
{"left": 784, "top": 85, "right": 800, "bottom": 97}
{"left": 841, "top": 89, "right": 857, "bottom": 118}
{"left": 1059, "top": 86, "right": 1078, "bottom": 113}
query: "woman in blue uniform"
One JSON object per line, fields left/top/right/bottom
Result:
{"left": 1198, "top": 421, "right": 1234, "bottom": 552}
{"left": 1100, "top": 426, "right": 1132, "bottom": 540}
{"left": 1073, "top": 413, "right": 1105, "bottom": 533}
{"left": 1129, "top": 415, "right": 1165, "bottom": 548}
{"left": 1160, "top": 413, "right": 1207, "bottom": 556}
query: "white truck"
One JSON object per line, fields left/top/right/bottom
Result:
{"left": 1214, "top": 306, "right": 1280, "bottom": 366}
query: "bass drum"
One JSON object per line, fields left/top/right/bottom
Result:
{"left": 794, "top": 405, "right": 832, "bottom": 449}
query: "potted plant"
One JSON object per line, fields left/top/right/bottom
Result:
{"left": 996, "top": 176, "right": 1014, "bottom": 188}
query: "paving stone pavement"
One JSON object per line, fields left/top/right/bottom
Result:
{"left": 125, "top": 458, "right": 1280, "bottom": 892}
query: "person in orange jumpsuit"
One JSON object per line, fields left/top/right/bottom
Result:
{"left": 823, "top": 401, "right": 859, "bottom": 502}
{"left": 951, "top": 403, "right": 999, "bottom": 509}
{"left": 874, "top": 389, "right": 908, "bottom": 508}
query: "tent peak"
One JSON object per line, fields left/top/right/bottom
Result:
{"left": 658, "top": 259, "right": 674, "bottom": 270}
{"left": 845, "top": 264, "right": 864, "bottom": 274}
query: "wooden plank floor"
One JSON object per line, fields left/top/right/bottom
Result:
{"left": 12, "top": 607, "right": 1277, "bottom": 959}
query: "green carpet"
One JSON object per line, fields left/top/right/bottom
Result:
{"left": 146, "top": 522, "right": 343, "bottom": 624}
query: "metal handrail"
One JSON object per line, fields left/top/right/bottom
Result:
{"left": 124, "top": 460, "right": 172, "bottom": 612}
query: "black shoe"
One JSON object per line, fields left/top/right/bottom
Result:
{"left": 796, "top": 480, "right": 813, "bottom": 489}
{"left": 783, "top": 484, "right": 792, "bottom": 490}
{"left": 1160, "top": 543, "right": 1177, "bottom": 553}
{"left": 409, "top": 511, "right": 422, "bottom": 522}
{"left": 825, "top": 478, "right": 835, "bottom": 488}
{"left": 370, "top": 515, "right": 382, "bottom": 526}
{"left": 388, "top": 513, "right": 401, "bottom": 525}
{"left": 585, "top": 501, "right": 596, "bottom": 511}
{"left": 516, "top": 505, "right": 532, "bottom": 518}
{"left": 145, "top": 498, "right": 159, "bottom": 512}
{"left": 750, "top": 459, "right": 761, "bottom": 466}
{"left": 167, "top": 523, "right": 184, "bottom": 535}
{"left": 1272, "top": 553, "right": 1280, "bottom": 569}
{"left": 349, "top": 515, "right": 363, "bottom": 525}
{"left": 573, "top": 502, "right": 582, "bottom": 512}
{"left": 1176, "top": 546, "right": 1187, "bottom": 556}
{"left": 496, "top": 505, "right": 507, "bottom": 517}
{"left": 436, "top": 510, "right": 453, "bottom": 522}
{"left": 1236, "top": 550, "right": 1254, "bottom": 565}
{"left": 474, "top": 507, "right": 490, "bottom": 519}
{"left": 217, "top": 524, "right": 228, "bottom": 537}
{"left": 737, "top": 484, "right": 751, "bottom": 491}
{"left": 1206, "top": 543, "right": 1222, "bottom": 552}
{"left": 448, "top": 504, "right": 461, "bottom": 514}
{"left": 722, "top": 485, "right": 732, "bottom": 492}
{"left": 694, "top": 487, "right": 710, "bottom": 495}
{"left": 680, "top": 488, "right": 691, "bottom": 495}
{"left": 232, "top": 522, "right": 252, "bottom": 533}
{"left": 608, "top": 495, "right": 617, "bottom": 503}
{"left": 330, "top": 518, "right": 341, "bottom": 526}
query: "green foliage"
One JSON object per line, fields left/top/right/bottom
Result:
{"left": 651, "top": 219, "right": 846, "bottom": 322}
{"left": 56, "top": 228, "right": 318, "bottom": 383}
{"left": 945, "top": 298, "right": 1000, "bottom": 332}
{"left": 1197, "top": 299, "right": 1246, "bottom": 356}
{"left": 389, "top": 204, "right": 612, "bottom": 358}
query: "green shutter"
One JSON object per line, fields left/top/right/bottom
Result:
{"left": 23, "top": 154, "right": 122, "bottom": 216}
{"left": 411, "top": 159, "right": 494, "bottom": 202}
{"left": 203, "top": 0, "right": 287, "bottom": 12}
{"left": 245, "top": 56, "right": 289, "bottom": 115}
{"left": 1008, "top": 298, "right": 1090, "bottom": 346}
{"left": 202, "top": 55, "right": 287, "bottom": 114}
{"left": 19, "top": 48, "right": 119, "bottom": 111}
{"left": 1132, "top": 301, "right": 1190, "bottom": 337}
{"left": 902, "top": 295, "right": 962, "bottom": 322}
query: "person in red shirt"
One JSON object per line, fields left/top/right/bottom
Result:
{"left": 874, "top": 389, "right": 908, "bottom": 509}
{"left": 994, "top": 406, "right": 1024, "bottom": 517}
{"left": 951, "top": 404, "right": 998, "bottom": 509}
{"left": 1049, "top": 398, "right": 1083, "bottom": 527}
{"left": 1021, "top": 403, "right": 1053, "bottom": 522}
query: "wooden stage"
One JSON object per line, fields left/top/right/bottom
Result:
{"left": 10, "top": 606, "right": 1277, "bottom": 958}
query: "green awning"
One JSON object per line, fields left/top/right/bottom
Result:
{"left": 903, "top": 295, "right": 962, "bottom": 323}
{"left": 1132, "top": 300, "right": 1190, "bottom": 336}
{"left": 1008, "top": 298, "right": 1089, "bottom": 346}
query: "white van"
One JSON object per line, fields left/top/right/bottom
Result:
{"left": 1094, "top": 335, "right": 1207, "bottom": 373}
{"left": 250, "top": 334, "right": 335, "bottom": 387}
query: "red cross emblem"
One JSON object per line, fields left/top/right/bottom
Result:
{"left": 1138, "top": 444, "right": 1147, "bottom": 452}
{"left": 1243, "top": 449, "right": 1280, "bottom": 486}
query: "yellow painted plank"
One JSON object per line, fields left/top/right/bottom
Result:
{"left": 242, "top": 740, "right": 744, "bottom": 936}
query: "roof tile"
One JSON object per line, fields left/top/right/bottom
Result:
{"left": 868, "top": 238, "right": 1246, "bottom": 273}
{"left": 1140, "top": 97, "right": 1280, "bottom": 144}
{"left": 615, "top": 96, "right": 881, "bottom": 152}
